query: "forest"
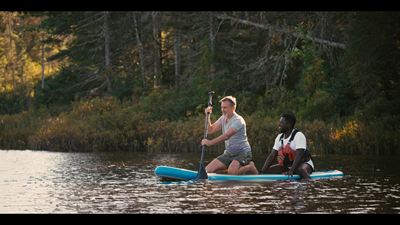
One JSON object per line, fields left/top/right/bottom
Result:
{"left": 0, "top": 11, "right": 398, "bottom": 155}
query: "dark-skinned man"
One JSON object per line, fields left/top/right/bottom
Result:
{"left": 261, "top": 113, "right": 314, "bottom": 180}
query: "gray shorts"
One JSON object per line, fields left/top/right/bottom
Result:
{"left": 217, "top": 150, "right": 253, "bottom": 167}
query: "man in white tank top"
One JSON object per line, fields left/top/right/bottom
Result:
{"left": 261, "top": 113, "right": 314, "bottom": 180}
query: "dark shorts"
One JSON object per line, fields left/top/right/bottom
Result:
{"left": 305, "top": 159, "right": 315, "bottom": 172}
{"left": 217, "top": 150, "right": 253, "bottom": 167}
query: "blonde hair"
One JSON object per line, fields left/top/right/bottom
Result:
{"left": 219, "top": 96, "right": 237, "bottom": 108}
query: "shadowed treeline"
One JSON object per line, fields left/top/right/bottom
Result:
{"left": 0, "top": 95, "right": 397, "bottom": 155}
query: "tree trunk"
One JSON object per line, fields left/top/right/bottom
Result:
{"left": 103, "top": 11, "right": 113, "bottom": 93}
{"left": 264, "top": 40, "right": 272, "bottom": 93}
{"left": 133, "top": 12, "right": 147, "bottom": 91}
{"left": 209, "top": 12, "right": 215, "bottom": 80}
{"left": 41, "top": 38, "right": 45, "bottom": 89}
{"left": 174, "top": 30, "right": 181, "bottom": 87}
{"left": 7, "top": 13, "right": 16, "bottom": 92}
{"left": 152, "top": 12, "right": 161, "bottom": 88}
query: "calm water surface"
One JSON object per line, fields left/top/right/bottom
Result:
{"left": 1, "top": 150, "right": 399, "bottom": 213}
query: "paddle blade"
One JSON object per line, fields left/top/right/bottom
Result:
{"left": 195, "top": 163, "right": 208, "bottom": 180}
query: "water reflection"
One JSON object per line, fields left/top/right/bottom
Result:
{"left": 0, "top": 150, "right": 400, "bottom": 213}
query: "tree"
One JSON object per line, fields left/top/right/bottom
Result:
{"left": 0, "top": 12, "right": 62, "bottom": 113}
{"left": 346, "top": 12, "right": 400, "bottom": 122}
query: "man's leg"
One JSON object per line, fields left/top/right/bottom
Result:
{"left": 206, "top": 158, "right": 227, "bottom": 173}
{"left": 295, "top": 163, "right": 312, "bottom": 180}
{"left": 227, "top": 160, "right": 241, "bottom": 175}
{"left": 238, "top": 161, "right": 259, "bottom": 175}
{"left": 262, "top": 164, "right": 283, "bottom": 174}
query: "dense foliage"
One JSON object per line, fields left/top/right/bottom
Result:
{"left": 0, "top": 12, "right": 398, "bottom": 155}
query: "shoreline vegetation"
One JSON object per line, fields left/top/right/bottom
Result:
{"left": 0, "top": 95, "right": 397, "bottom": 155}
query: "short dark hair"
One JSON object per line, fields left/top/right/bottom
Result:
{"left": 281, "top": 112, "right": 296, "bottom": 127}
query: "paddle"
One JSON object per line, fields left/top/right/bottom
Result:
{"left": 195, "top": 91, "right": 214, "bottom": 180}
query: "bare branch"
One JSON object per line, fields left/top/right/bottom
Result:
{"left": 215, "top": 14, "right": 346, "bottom": 49}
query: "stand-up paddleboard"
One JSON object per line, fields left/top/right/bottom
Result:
{"left": 155, "top": 166, "right": 344, "bottom": 182}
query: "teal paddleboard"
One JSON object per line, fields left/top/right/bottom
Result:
{"left": 155, "top": 166, "right": 344, "bottom": 182}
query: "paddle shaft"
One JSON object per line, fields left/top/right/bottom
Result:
{"left": 200, "top": 92, "right": 214, "bottom": 163}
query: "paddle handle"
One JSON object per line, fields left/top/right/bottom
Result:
{"left": 200, "top": 91, "right": 214, "bottom": 162}
{"left": 203, "top": 91, "right": 214, "bottom": 138}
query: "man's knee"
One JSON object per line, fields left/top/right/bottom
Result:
{"left": 296, "top": 167, "right": 305, "bottom": 175}
{"left": 296, "top": 164, "right": 312, "bottom": 176}
{"left": 228, "top": 160, "right": 240, "bottom": 175}
{"left": 206, "top": 159, "right": 226, "bottom": 173}
{"left": 262, "top": 164, "right": 282, "bottom": 174}
{"left": 239, "top": 161, "right": 259, "bottom": 175}
{"left": 205, "top": 164, "right": 214, "bottom": 173}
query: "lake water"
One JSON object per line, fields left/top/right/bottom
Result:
{"left": 0, "top": 150, "right": 399, "bottom": 213}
